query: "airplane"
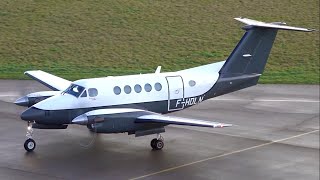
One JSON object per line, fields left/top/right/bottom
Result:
{"left": 14, "top": 17, "right": 315, "bottom": 152}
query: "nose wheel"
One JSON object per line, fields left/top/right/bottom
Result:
{"left": 24, "top": 138, "right": 36, "bottom": 152}
{"left": 150, "top": 134, "right": 164, "bottom": 150}
{"left": 24, "top": 122, "right": 36, "bottom": 152}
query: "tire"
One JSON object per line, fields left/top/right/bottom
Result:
{"left": 154, "top": 140, "right": 164, "bottom": 150}
{"left": 150, "top": 138, "right": 157, "bottom": 149}
{"left": 24, "top": 138, "right": 36, "bottom": 152}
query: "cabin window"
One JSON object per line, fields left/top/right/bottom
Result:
{"left": 154, "top": 83, "right": 162, "bottom": 91}
{"left": 113, "top": 86, "right": 121, "bottom": 95}
{"left": 144, "top": 83, "right": 152, "bottom": 92}
{"left": 134, "top": 84, "right": 142, "bottom": 93}
{"left": 88, "top": 88, "right": 98, "bottom": 97}
{"left": 124, "top": 85, "right": 132, "bottom": 94}
{"left": 189, "top": 80, "right": 196, "bottom": 87}
{"left": 80, "top": 90, "right": 87, "bottom": 97}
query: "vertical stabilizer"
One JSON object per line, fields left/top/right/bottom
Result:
{"left": 205, "top": 17, "right": 315, "bottom": 99}
{"left": 219, "top": 17, "right": 314, "bottom": 76}
{"left": 219, "top": 28, "right": 277, "bottom": 75}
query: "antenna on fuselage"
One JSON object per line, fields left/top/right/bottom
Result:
{"left": 155, "top": 66, "right": 161, "bottom": 74}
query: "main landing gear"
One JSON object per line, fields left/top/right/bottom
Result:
{"left": 150, "top": 134, "right": 164, "bottom": 150}
{"left": 24, "top": 121, "right": 36, "bottom": 152}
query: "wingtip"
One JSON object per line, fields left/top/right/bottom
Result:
{"left": 24, "top": 70, "right": 40, "bottom": 75}
{"left": 234, "top": 17, "right": 243, "bottom": 21}
{"left": 223, "top": 124, "right": 233, "bottom": 127}
{"left": 307, "top": 28, "right": 318, "bottom": 32}
{"left": 214, "top": 123, "right": 232, "bottom": 128}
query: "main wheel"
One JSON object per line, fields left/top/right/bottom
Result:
{"left": 24, "top": 138, "right": 36, "bottom": 152}
{"left": 154, "top": 139, "right": 164, "bottom": 150}
{"left": 150, "top": 138, "right": 157, "bottom": 149}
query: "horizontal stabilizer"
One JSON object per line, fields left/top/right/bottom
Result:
{"left": 235, "top": 17, "right": 316, "bottom": 32}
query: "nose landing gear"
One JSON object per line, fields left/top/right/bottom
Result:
{"left": 150, "top": 134, "right": 164, "bottom": 150}
{"left": 24, "top": 121, "right": 36, "bottom": 152}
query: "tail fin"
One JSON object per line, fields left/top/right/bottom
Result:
{"left": 206, "top": 17, "right": 315, "bottom": 98}
{"left": 219, "top": 17, "right": 315, "bottom": 76}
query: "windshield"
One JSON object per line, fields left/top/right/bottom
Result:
{"left": 62, "top": 84, "right": 85, "bottom": 97}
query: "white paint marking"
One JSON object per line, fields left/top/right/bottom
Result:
{"left": 129, "top": 129, "right": 319, "bottom": 180}
{"left": 210, "top": 98, "right": 319, "bottom": 103}
{"left": 0, "top": 94, "right": 19, "bottom": 97}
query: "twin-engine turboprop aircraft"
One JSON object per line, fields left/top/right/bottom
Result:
{"left": 15, "top": 17, "right": 315, "bottom": 152}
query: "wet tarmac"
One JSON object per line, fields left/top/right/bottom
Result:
{"left": 0, "top": 80, "right": 318, "bottom": 180}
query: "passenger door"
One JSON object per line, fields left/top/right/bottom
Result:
{"left": 166, "top": 76, "right": 184, "bottom": 111}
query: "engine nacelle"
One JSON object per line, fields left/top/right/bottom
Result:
{"left": 14, "top": 91, "right": 61, "bottom": 107}
{"left": 86, "top": 118, "right": 165, "bottom": 135}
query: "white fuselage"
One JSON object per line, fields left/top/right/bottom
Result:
{"left": 33, "top": 61, "right": 225, "bottom": 112}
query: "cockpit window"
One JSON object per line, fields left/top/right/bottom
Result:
{"left": 80, "top": 90, "right": 87, "bottom": 97}
{"left": 63, "top": 84, "right": 85, "bottom": 97}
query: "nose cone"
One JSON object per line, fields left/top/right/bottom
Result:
{"left": 14, "top": 96, "right": 29, "bottom": 107}
{"left": 21, "top": 107, "right": 45, "bottom": 121}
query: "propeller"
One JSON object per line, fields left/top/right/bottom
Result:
{"left": 70, "top": 122, "right": 99, "bottom": 149}
{"left": 3, "top": 82, "right": 42, "bottom": 122}
{"left": 69, "top": 115, "right": 103, "bottom": 148}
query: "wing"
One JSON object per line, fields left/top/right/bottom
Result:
{"left": 72, "top": 108, "right": 232, "bottom": 128}
{"left": 25, "top": 70, "right": 71, "bottom": 91}
{"left": 136, "top": 114, "right": 232, "bottom": 128}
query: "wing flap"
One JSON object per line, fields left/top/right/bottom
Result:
{"left": 136, "top": 114, "right": 232, "bottom": 128}
{"left": 25, "top": 70, "right": 71, "bottom": 91}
